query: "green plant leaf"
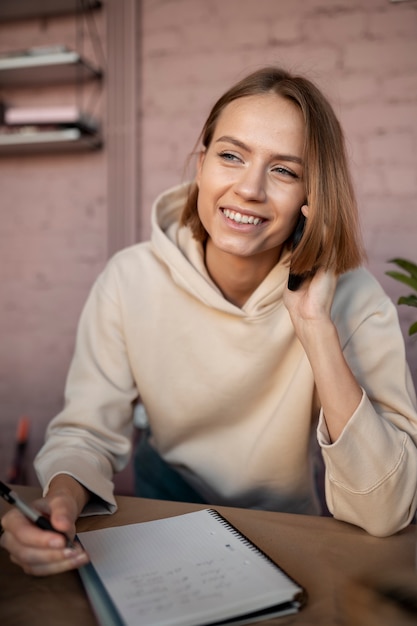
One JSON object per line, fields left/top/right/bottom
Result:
{"left": 386, "top": 258, "right": 417, "bottom": 339}
{"left": 409, "top": 321, "right": 417, "bottom": 336}
{"left": 398, "top": 295, "right": 417, "bottom": 308}
{"left": 386, "top": 270, "right": 417, "bottom": 292}
{"left": 388, "top": 258, "right": 417, "bottom": 281}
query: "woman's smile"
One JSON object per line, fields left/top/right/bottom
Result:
{"left": 220, "top": 206, "right": 267, "bottom": 227}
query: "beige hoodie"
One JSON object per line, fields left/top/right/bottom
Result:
{"left": 35, "top": 183, "right": 417, "bottom": 536}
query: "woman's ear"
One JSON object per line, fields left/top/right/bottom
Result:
{"left": 301, "top": 204, "right": 309, "bottom": 219}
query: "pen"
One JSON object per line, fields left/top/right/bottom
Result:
{"left": 0, "top": 480, "right": 74, "bottom": 548}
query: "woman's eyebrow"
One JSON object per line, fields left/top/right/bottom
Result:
{"left": 215, "top": 135, "right": 303, "bottom": 165}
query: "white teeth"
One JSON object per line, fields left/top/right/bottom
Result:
{"left": 223, "top": 209, "right": 262, "bottom": 225}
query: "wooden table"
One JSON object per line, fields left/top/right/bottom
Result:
{"left": 1, "top": 486, "right": 416, "bottom": 625}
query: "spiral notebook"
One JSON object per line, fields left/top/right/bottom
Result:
{"left": 77, "top": 508, "right": 306, "bottom": 626}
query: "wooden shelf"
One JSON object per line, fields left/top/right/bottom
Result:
{"left": 0, "top": 128, "right": 102, "bottom": 154}
{"left": 0, "top": 49, "right": 102, "bottom": 86}
{"left": 0, "top": 3, "right": 104, "bottom": 154}
{"left": 0, "top": 0, "right": 102, "bottom": 21}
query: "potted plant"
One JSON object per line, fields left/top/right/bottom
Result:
{"left": 386, "top": 258, "right": 417, "bottom": 336}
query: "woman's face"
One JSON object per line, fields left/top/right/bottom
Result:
{"left": 196, "top": 93, "right": 306, "bottom": 265}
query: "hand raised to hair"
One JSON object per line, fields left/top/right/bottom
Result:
{"left": 283, "top": 267, "right": 338, "bottom": 343}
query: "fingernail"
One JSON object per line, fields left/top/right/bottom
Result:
{"left": 63, "top": 547, "right": 78, "bottom": 557}
{"left": 49, "top": 537, "right": 65, "bottom": 548}
{"left": 63, "top": 548, "right": 87, "bottom": 562}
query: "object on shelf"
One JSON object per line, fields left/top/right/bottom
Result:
{"left": 3, "top": 104, "right": 99, "bottom": 134}
{"left": 0, "top": 127, "right": 102, "bottom": 154}
{"left": 0, "top": 46, "right": 102, "bottom": 86}
{"left": 0, "top": 104, "right": 102, "bottom": 154}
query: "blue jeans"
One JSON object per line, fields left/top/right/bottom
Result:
{"left": 133, "top": 430, "right": 207, "bottom": 504}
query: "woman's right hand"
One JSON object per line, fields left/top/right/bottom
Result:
{"left": 0, "top": 475, "right": 90, "bottom": 576}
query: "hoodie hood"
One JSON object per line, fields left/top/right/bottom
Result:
{"left": 150, "top": 182, "right": 291, "bottom": 318}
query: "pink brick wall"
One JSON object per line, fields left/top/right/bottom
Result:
{"left": 0, "top": 10, "right": 108, "bottom": 485}
{"left": 0, "top": 0, "right": 416, "bottom": 491}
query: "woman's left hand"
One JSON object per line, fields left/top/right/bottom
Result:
{"left": 283, "top": 267, "right": 338, "bottom": 339}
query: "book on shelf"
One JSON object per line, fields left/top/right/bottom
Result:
{"left": 2, "top": 105, "right": 99, "bottom": 134}
{"left": 0, "top": 45, "right": 69, "bottom": 59}
{"left": 0, "top": 45, "right": 102, "bottom": 85}
{"left": 77, "top": 508, "right": 306, "bottom": 626}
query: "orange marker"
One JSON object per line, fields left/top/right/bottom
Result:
{"left": 7, "top": 416, "right": 30, "bottom": 484}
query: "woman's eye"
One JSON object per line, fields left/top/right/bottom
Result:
{"left": 272, "top": 166, "right": 298, "bottom": 178}
{"left": 219, "top": 151, "right": 241, "bottom": 163}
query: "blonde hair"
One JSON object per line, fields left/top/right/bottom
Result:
{"left": 180, "top": 66, "right": 364, "bottom": 275}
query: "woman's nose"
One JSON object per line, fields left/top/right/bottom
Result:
{"left": 234, "top": 165, "right": 267, "bottom": 203}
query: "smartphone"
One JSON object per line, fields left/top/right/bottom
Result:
{"left": 287, "top": 213, "right": 306, "bottom": 291}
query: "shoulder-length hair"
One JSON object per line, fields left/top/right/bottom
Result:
{"left": 180, "top": 66, "right": 365, "bottom": 275}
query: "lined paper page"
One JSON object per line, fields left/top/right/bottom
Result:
{"left": 78, "top": 509, "right": 302, "bottom": 626}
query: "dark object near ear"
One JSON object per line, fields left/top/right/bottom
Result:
{"left": 288, "top": 214, "right": 306, "bottom": 291}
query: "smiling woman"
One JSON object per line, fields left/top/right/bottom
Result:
{"left": 1, "top": 66, "right": 417, "bottom": 578}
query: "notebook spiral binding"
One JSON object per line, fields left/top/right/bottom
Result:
{"left": 207, "top": 507, "right": 307, "bottom": 603}
{"left": 207, "top": 509, "right": 277, "bottom": 563}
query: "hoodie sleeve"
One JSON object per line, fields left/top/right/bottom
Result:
{"left": 317, "top": 274, "right": 417, "bottom": 536}
{"left": 34, "top": 259, "right": 138, "bottom": 514}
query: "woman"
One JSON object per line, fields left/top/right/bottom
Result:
{"left": 1, "top": 67, "right": 417, "bottom": 576}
